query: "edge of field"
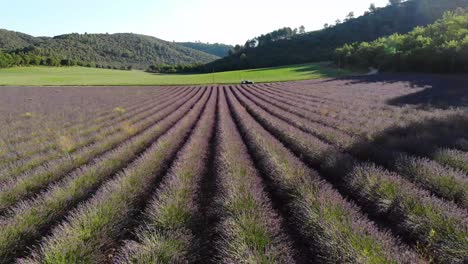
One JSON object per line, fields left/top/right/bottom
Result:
{"left": 0, "top": 63, "right": 355, "bottom": 86}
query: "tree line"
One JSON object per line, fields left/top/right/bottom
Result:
{"left": 0, "top": 48, "right": 79, "bottom": 68}
{"left": 229, "top": 26, "right": 306, "bottom": 56}
{"left": 334, "top": 9, "right": 468, "bottom": 73}
{"left": 0, "top": 49, "right": 133, "bottom": 70}
{"left": 146, "top": 63, "right": 203, "bottom": 73}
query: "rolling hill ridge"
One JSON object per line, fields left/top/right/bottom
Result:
{"left": 0, "top": 30, "right": 220, "bottom": 69}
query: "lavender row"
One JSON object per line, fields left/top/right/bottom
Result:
{"left": 232, "top": 87, "right": 468, "bottom": 263}
{"left": 115, "top": 87, "right": 217, "bottom": 263}
{"left": 0, "top": 89, "right": 202, "bottom": 214}
{"left": 255, "top": 84, "right": 468, "bottom": 153}
{"left": 211, "top": 88, "right": 294, "bottom": 263}
{"left": 239, "top": 87, "right": 468, "bottom": 208}
{"left": 0, "top": 86, "right": 186, "bottom": 167}
{"left": 257, "top": 84, "right": 468, "bottom": 173}
{"left": 0, "top": 88, "right": 208, "bottom": 263}
{"left": 0, "top": 86, "right": 175, "bottom": 147}
{"left": 0, "top": 90, "right": 169, "bottom": 171}
{"left": 258, "top": 83, "right": 403, "bottom": 120}
{"left": 273, "top": 84, "right": 468, "bottom": 171}
{"left": 0, "top": 87, "right": 194, "bottom": 179}
{"left": 21, "top": 87, "right": 211, "bottom": 263}
{"left": 226, "top": 87, "right": 420, "bottom": 263}
{"left": 252, "top": 85, "right": 381, "bottom": 136}
{"left": 263, "top": 83, "right": 468, "bottom": 153}
{"left": 262, "top": 80, "right": 435, "bottom": 117}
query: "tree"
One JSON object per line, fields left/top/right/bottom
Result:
{"left": 369, "top": 3, "right": 377, "bottom": 12}
{"left": 233, "top": 45, "right": 243, "bottom": 54}
{"left": 345, "top": 12, "right": 355, "bottom": 21}
{"left": 29, "top": 55, "right": 41, "bottom": 65}
{"left": 46, "top": 57, "right": 59, "bottom": 66}
{"left": 335, "top": 19, "right": 341, "bottom": 24}
{"left": 244, "top": 39, "right": 257, "bottom": 48}
{"left": 0, "top": 52, "right": 12, "bottom": 68}
{"left": 299, "top": 25, "right": 306, "bottom": 34}
{"left": 254, "top": 27, "right": 297, "bottom": 47}
{"left": 324, "top": 23, "right": 330, "bottom": 29}
{"left": 389, "top": 0, "right": 402, "bottom": 6}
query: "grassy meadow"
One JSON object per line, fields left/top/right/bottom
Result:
{"left": 0, "top": 63, "right": 352, "bottom": 86}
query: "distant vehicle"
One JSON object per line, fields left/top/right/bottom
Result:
{"left": 367, "top": 67, "right": 379, "bottom": 75}
{"left": 241, "top": 80, "right": 255, "bottom": 84}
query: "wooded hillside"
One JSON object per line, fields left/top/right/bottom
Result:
{"left": 203, "top": 0, "right": 468, "bottom": 72}
{"left": 0, "top": 31, "right": 218, "bottom": 69}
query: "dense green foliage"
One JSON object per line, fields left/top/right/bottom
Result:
{"left": 203, "top": 0, "right": 468, "bottom": 72}
{"left": 243, "top": 27, "right": 306, "bottom": 49}
{"left": 177, "top": 42, "right": 233, "bottom": 57}
{"left": 335, "top": 10, "right": 468, "bottom": 72}
{"left": 0, "top": 31, "right": 218, "bottom": 69}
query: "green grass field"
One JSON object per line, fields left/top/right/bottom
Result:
{"left": 0, "top": 63, "right": 352, "bottom": 86}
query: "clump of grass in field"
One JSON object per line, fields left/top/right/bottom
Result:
{"left": 57, "top": 135, "right": 76, "bottom": 153}
{"left": 320, "top": 109, "right": 330, "bottom": 116}
{"left": 114, "top": 107, "right": 126, "bottom": 114}
{"left": 21, "top": 112, "right": 34, "bottom": 118}
{"left": 120, "top": 121, "right": 138, "bottom": 136}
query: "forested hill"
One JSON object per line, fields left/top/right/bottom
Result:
{"left": 0, "top": 29, "right": 42, "bottom": 50}
{"left": 204, "top": 0, "right": 468, "bottom": 72}
{"left": 177, "top": 42, "right": 233, "bottom": 57}
{"left": 0, "top": 30, "right": 219, "bottom": 69}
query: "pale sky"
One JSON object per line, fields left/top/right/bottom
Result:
{"left": 0, "top": 0, "right": 389, "bottom": 45}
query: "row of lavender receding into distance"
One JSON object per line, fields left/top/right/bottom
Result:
{"left": 0, "top": 74, "right": 466, "bottom": 263}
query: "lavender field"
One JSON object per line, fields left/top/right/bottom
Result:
{"left": 0, "top": 74, "right": 467, "bottom": 263}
